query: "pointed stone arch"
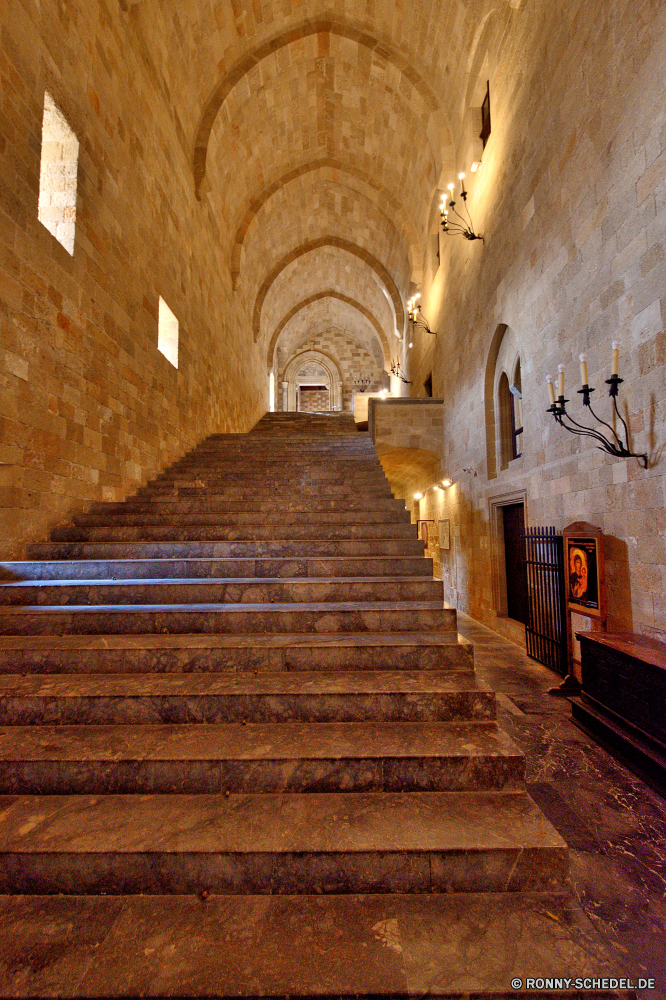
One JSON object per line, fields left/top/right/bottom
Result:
{"left": 252, "top": 238, "right": 405, "bottom": 342}
{"left": 267, "top": 291, "right": 391, "bottom": 370}
{"left": 193, "top": 18, "right": 441, "bottom": 199}
{"left": 230, "top": 159, "right": 421, "bottom": 290}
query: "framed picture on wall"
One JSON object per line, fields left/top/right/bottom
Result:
{"left": 417, "top": 519, "right": 434, "bottom": 548}
{"left": 438, "top": 519, "right": 451, "bottom": 550}
{"left": 566, "top": 536, "right": 600, "bottom": 613}
{"left": 562, "top": 522, "right": 606, "bottom": 621}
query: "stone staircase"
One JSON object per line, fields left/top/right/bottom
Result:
{"left": 0, "top": 412, "right": 617, "bottom": 995}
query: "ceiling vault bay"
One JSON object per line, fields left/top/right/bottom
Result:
{"left": 133, "top": 0, "right": 498, "bottom": 368}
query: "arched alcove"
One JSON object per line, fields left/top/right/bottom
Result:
{"left": 484, "top": 324, "right": 523, "bottom": 477}
{"left": 281, "top": 350, "right": 343, "bottom": 412}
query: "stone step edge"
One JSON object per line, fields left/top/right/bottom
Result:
{"left": 0, "top": 631, "right": 468, "bottom": 649}
{"left": 0, "top": 600, "right": 447, "bottom": 615}
{"left": 0, "top": 669, "right": 489, "bottom": 696}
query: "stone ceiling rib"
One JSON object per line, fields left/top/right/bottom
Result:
{"left": 252, "top": 238, "right": 405, "bottom": 343}
{"left": 193, "top": 18, "right": 442, "bottom": 200}
{"left": 267, "top": 291, "right": 391, "bottom": 369}
{"left": 230, "top": 160, "right": 422, "bottom": 290}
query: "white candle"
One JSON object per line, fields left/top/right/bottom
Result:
{"left": 612, "top": 340, "right": 620, "bottom": 376}
{"left": 557, "top": 364, "right": 565, "bottom": 398}
{"left": 579, "top": 353, "right": 588, "bottom": 386}
{"left": 546, "top": 375, "right": 556, "bottom": 405}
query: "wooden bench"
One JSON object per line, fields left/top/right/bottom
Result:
{"left": 570, "top": 631, "right": 666, "bottom": 795}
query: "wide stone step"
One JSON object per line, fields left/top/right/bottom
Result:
{"left": 50, "top": 523, "right": 418, "bottom": 542}
{"left": 1, "top": 555, "right": 433, "bottom": 581}
{"left": 27, "top": 538, "right": 425, "bottom": 560}
{"left": 0, "top": 601, "right": 454, "bottom": 636}
{"left": 0, "top": 631, "right": 473, "bottom": 674}
{"left": 71, "top": 508, "right": 411, "bottom": 528}
{"left": 0, "top": 720, "right": 523, "bottom": 794}
{"left": 0, "top": 790, "right": 567, "bottom": 894}
{"left": 135, "top": 483, "right": 396, "bottom": 500}
{"left": 0, "top": 891, "right": 627, "bottom": 997}
{"left": 0, "top": 670, "right": 494, "bottom": 725}
{"left": 92, "top": 496, "right": 403, "bottom": 514}
{"left": 0, "top": 577, "right": 443, "bottom": 608}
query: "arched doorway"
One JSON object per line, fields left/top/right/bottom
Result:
{"left": 281, "top": 350, "right": 343, "bottom": 412}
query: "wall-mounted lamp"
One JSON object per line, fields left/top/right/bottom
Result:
{"left": 390, "top": 357, "right": 412, "bottom": 384}
{"left": 440, "top": 174, "right": 483, "bottom": 242}
{"left": 413, "top": 492, "right": 423, "bottom": 500}
{"left": 546, "top": 341, "right": 648, "bottom": 468}
{"left": 462, "top": 467, "right": 478, "bottom": 477}
{"left": 407, "top": 294, "right": 437, "bottom": 336}
{"left": 441, "top": 478, "right": 452, "bottom": 488}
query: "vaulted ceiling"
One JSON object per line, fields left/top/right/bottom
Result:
{"left": 130, "top": 0, "right": 511, "bottom": 367}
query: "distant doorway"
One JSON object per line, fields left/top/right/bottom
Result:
{"left": 298, "top": 384, "right": 330, "bottom": 411}
{"left": 502, "top": 502, "right": 527, "bottom": 624}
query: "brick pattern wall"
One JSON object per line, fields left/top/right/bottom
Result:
{"left": 0, "top": 0, "right": 266, "bottom": 559}
{"left": 409, "top": 0, "right": 666, "bottom": 640}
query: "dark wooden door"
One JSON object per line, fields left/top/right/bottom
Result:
{"left": 503, "top": 502, "right": 527, "bottom": 624}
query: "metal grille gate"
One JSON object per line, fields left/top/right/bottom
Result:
{"left": 522, "top": 526, "right": 567, "bottom": 675}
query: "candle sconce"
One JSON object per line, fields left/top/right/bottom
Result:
{"left": 407, "top": 295, "right": 436, "bottom": 336}
{"left": 546, "top": 344, "right": 648, "bottom": 468}
{"left": 440, "top": 174, "right": 483, "bottom": 242}
{"left": 390, "top": 358, "right": 412, "bottom": 384}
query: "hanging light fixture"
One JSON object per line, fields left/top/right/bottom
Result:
{"left": 407, "top": 294, "right": 436, "bottom": 336}
{"left": 440, "top": 174, "right": 483, "bottom": 242}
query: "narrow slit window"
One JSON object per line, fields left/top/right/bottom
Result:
{"left": 38, "top": 92, "right": 79, "bottom": 255}
{"left": 480, "top": 81, "right": 491, "bottom": 149}
{"left": 158, "top": 297, "right": 179, "bottom": 368}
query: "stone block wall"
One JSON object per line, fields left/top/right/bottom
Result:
{"left": 408, "top": 0, "right": 666, "bottom": 641}
{"left": 0, "top": 0, "right": 266, "bottom": 558}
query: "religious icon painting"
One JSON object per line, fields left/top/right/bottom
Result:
{"left": 566, "top": 536, "right": 600, "bottom": 614}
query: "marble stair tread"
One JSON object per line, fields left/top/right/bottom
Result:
{"left": 0, "top": 556, "right": 433, "bottom": 581}
{"left": 0, "top": 670, "right": 492, "bottom": 725}
{"left": 0, "top": 668, "right": 487, "bottom": 698}
{"left": 0, "top": 892, "right": 632, "bottom": 999}
{"left": 0, "top": 721, "right": 524, "bottom": 794}
{"left": 0, "top": 718, "right": 517, "bottom": 761}
{"left": 0, "top": 630, "right": 469, "bottom": 651}
{"left": 0, "top": 577, "right": 444, "bottom": 607}
{"left": 0, "top": 602, "right": 454, "bottom": 637}
{"left": 0, "top": 789, "right": 565, "bottom": 859}
{"left": 0, "top": 630, "right": 474, "bottom": 674}
{"left": 27, "top": 538, "right": 426, "bottom": 560}
{"left": 93, "top": 498, "right": 403, "bottom": 512}
{"left": 72, "top": 510, "right": 412, "bottom": 527}
{"left": 49, "top": 524, "right": 419, "bottom": 542}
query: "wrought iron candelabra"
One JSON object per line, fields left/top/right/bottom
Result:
{"left": 440, "top": 174, "right": 483, "bottom": 242}
{"left": 390, "top": 358, "right": 411, "bottom": 384}
{"left": 546, "top": 344, "right": 648, "bottom": 468}
{"left": 407, "top": 295, "right": 436, "bottom": 336}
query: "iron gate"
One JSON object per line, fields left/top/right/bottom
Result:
{"left": 522, "top": 526, "right": 567, "bottom": 675}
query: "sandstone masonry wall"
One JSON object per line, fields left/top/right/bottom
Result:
{"left": 410, "top": 0, "right": 666, "bottom": 641}
{"left": 0, "top": 0, "right": 266, "bottom": 558}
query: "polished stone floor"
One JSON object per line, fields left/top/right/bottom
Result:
{"left": 457, "top": 614, "right": 666, "bottom": 1000}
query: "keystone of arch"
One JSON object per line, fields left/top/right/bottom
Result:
{"left": 252, "top": 238, "right": 405, "bottom": 343}
{"left": 193, "top": 18, "right": 441, "bottom": 199}
{"left": 230, "top": 159, "right": 420, "bottom": 290}
{"left": 267, "top": 291, "right": 392, "bottom": 370}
